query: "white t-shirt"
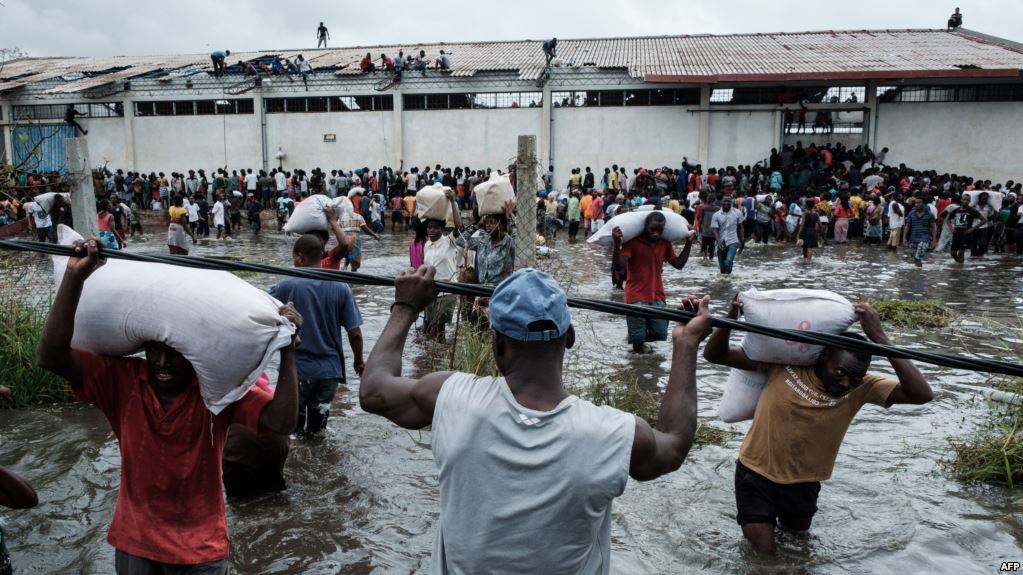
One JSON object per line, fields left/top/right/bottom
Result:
{"left": 212, "top": 201, "right": 225, "bottom": 226}
{"left": 431, "top": 373, "right": 634, "bottom": 575}
{"left": 185, "top": 202, "right": 200, "bottom": 223}
{"left": 423, "top": 235, "right": 463, "bottom": 282}
{"left": 245, "top": 173, "right": 258, "bottom": 191}
{"left": 28, "top": 203, "right": 52, "bottom": 228}
{"left": 274, "top": 172, "right": 287, "bottom": 192}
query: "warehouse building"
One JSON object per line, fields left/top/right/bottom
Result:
{"left": 2, "top": 28, "right": 1022, "bottom": 185}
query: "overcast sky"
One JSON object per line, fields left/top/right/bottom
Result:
{"left": 3, "top": 0, "right": 1021, "bottom": 57}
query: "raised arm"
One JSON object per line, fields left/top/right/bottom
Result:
{"left": 446, "top": 188, "right": 462, "bottom": 230}
{"left": 611, "top": 227, "right": 627, "bottom": 269}
{"left": 702, "top": 294, "right": 761, "bottom": 371}
{"left": 360, "top": 266, "right": 452, "bottom": 429}
{"left": 37, "top": 239, "right": 106, "bottom": 388}
{"left": 629, "top": 295, "right": 713, "bottom": 481}
{"left": 323, "top": 206, "right": 352, "bottom": 256}
{"left": 0, "top": 466, "right": 38, "bottom": 509}
{"left": 258, "top": 303, "right": 302, "bottom": 434}
{"left": 855, "top": 303, "right": 933, "bottom": 405}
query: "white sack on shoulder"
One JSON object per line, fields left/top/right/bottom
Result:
{"left": 33, "top": 192, "right": 70, "bottom": 214}
{"left": 738, "top": 287, "right": 857, "bottom": 366}
{"left": 282, "top": 194, "right": 353, "bottom": 234}
{"left": 718, "top": 367, "right": 768, "bottom": 423}
{"left": 965, "top": 190, "right": 1003, "bottom": 212}
{"left": 52, "top": 225, "right": 295, "bottom": 414}
{"left": 587, "top": 208, "right": 692, "bottom": 247}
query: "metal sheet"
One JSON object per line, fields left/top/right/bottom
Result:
{"left": 12, "top": 124, "right": 76, "bottom": 173}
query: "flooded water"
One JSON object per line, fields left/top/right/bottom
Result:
{"left": 1, "top": 227, "right": 1022, "bottom": 574}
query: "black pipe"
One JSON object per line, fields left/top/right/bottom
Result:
{"left": 2, "top": 238, "right": 1020, "bottom": 378}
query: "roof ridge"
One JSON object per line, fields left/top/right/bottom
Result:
{"left": 24, "top": 28, "right": 963, "bottom": 60}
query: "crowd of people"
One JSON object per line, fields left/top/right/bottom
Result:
{"left": 1, "top": 141, "right": 1018, "bottom": 571}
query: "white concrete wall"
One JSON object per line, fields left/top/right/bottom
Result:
{"left": 550, "top": 106, "right": 700, "bottom": 188}
{"left": 131, "top": 115, "right": 262, "bottom": 171}
{"left": 78, "top": 117, "right": 129, "bottom": 168}
{"left": 266, "top": 111, "right": 394, "bottom": 171}
{"left": 402, "top": 108, "right": 542, "bottom": 171}
{"left": 708, "top": 110, "right": 776, "bottom": 167}
{"left": 875, "top": 102, "right": 1023, "bottom": 183}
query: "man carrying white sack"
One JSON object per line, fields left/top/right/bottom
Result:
{"left": 360, "top": 266, "right": 714, "bottom": 574}
{"left": 36, "top": 239, "right": 302, "bottom": 575}
{"left": 702, "top": 297, "right": 933, "bottom": 554}
{"left": 611, "top": 211, "right": 694, "bottom": 353}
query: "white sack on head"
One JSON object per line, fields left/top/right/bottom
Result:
{"left": 416, "top": 184, "right": 451, "bottom": 220}
{"left": 473, "top": 173, "right": 515, "bottom": 216}
{"left": 965, "top": 190, "right": 1003, "bottom": 212}
{"left": 347, "top": 186, "right": 366, "bottom": 199}
{"left": 52, "top": 225, "right": 295, "bottom": 414}
{"left": 738, "top": 287, "right": 857, "bottom": 366}
{"left": 282, "top": 194, "right": 353, "bottom": 234}
{"left": 715, "top": 288, "right": 857, "bottom": 423}
{"left": 587, "top": 208, "right": 692, "bottom": 247}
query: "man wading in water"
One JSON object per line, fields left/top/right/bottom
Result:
{"left": 361, "top": 267, "right": 713, "bottom": 573}
{"left": 37, "top": 240, "right": 302, "bottom": 574}
{"left": 703, "top": 297, "right": 934, "bottom": 554}
{"left": 612, "top": 211, "right": 694, "bottom": 353}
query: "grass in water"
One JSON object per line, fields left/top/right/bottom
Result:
{"left": 0, "top": 270, "right": 70, "bottom": 407}
{"left": 864, "top": 299, "right": 956, "bottom": 328}
{"left": 943, "top": 376, "right": 1022, "bottom": 487}
{"left": 568, "top": 370, "right": 737, "bottom": 447}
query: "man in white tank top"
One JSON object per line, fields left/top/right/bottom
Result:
{"left": 361, "top": 266, "right": 714, "bottom": 574}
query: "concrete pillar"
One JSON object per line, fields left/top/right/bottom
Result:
{"left": 864, "top": 81, "right": 879, "bottom": 149}
{"left": 698, "top": 86, "right": 711, "bottom": 165}
{"left": 122, "top": 97, "right": 136, "bottom": 170}
{"left": 772, "top": 109, "right": 783, "bottom": 151}
{"left": 514, "top": 135, "right": 537, "bottom": 270}
{"left": 540, "top": 84, "right": 553, "bottom": 173}
{"left": 65, "top": 138, "right": 99, "bottom": 239}
{"left": 1, "top": 101, "right": 14, "bottom": 166}
{"left": 254, "top": 89, "right": 267, "bottom": 172}
{"left": 392, "top": 86, "right": 404, "bottom": 169}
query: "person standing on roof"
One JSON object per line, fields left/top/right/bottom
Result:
{"left": 543, "top": 37, "right": 557, "bottom": 67}
{"left": 210, "top": 50, "right": 230, "bottom": 77}
{"left": 947, "top": 7, "right": 963, "bottom": 30}
{"left": 317, "top": 22, "right": 330, "bottom": 48}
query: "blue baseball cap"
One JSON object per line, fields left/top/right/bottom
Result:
{"left": 489, "top": 269, "right": 570, "bottom": 342}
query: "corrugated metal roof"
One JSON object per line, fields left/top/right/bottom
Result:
{"left": 2, "top": 28, "right": 1022, "bottom": 93}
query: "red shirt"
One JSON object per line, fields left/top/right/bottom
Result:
{"left": 75, "top": 353, "right": 271, "bottom": 564}
{"left": 620, "top": 238, "right": 676, "bottom": 304}
{"left": 320, "top": 244, "right": 345, "bottom": 270}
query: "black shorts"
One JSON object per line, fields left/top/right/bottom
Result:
{"left": 951, "top": 231, "right": 975, "bottom": 252}
{"left": 391, "top": 210, "right": 403, "bottom": 223}
{"left": 735, "top": 459, "right": 820, "bottom": 528}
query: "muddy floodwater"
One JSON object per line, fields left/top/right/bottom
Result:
{"left": 1, "top": 228, "right": 1021, "bottom": 574}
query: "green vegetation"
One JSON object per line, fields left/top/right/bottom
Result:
{"left": 0, "top": 268, "right": 69, "bottom": 407}
{"left": 568, "top": 370, "right": 738, "bottom": 447}
{"left": 865, "top": 299, "right": 956, "bottom": 328}
{"left": 944, "top": 377, "right": 1022, "bottom": 487}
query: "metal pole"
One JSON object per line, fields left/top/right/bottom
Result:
{"left": 514, "top": 134, "right": 537, "bottom": 270}
{"left": 65, "top": 137, "right": 98, "bottom": 239}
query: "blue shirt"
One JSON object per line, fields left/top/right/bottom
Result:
{"left": 211, "top": 50, "right": 227, "bottom": 59}
{"left": 269, "top": 278, "right": 362, "bottom": 380}
{"left": 905, "top": 209, "right": 936, "bottom": 244}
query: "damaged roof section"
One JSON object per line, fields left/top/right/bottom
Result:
{"left": 1, "top": 28, "right": 1022, "bottom": 93}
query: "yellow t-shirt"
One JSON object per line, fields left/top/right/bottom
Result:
{"left": 609, "top": 171, "right": 619, "bottom": 190}
{"left": 850, "top": 195, "right": 865, "bottom": 217}
{"left": 168, "top": 205, "right": 187, "bottom": 223}
{"left": 738, "top": 364, "right": 897, "bottom": 484}
{"left": 668, "top": 199, "right": 681, "bottom": 214}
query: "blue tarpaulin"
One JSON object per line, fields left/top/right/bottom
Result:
{"left": 12, "top": 124, "right": 76, "bottom": 173}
